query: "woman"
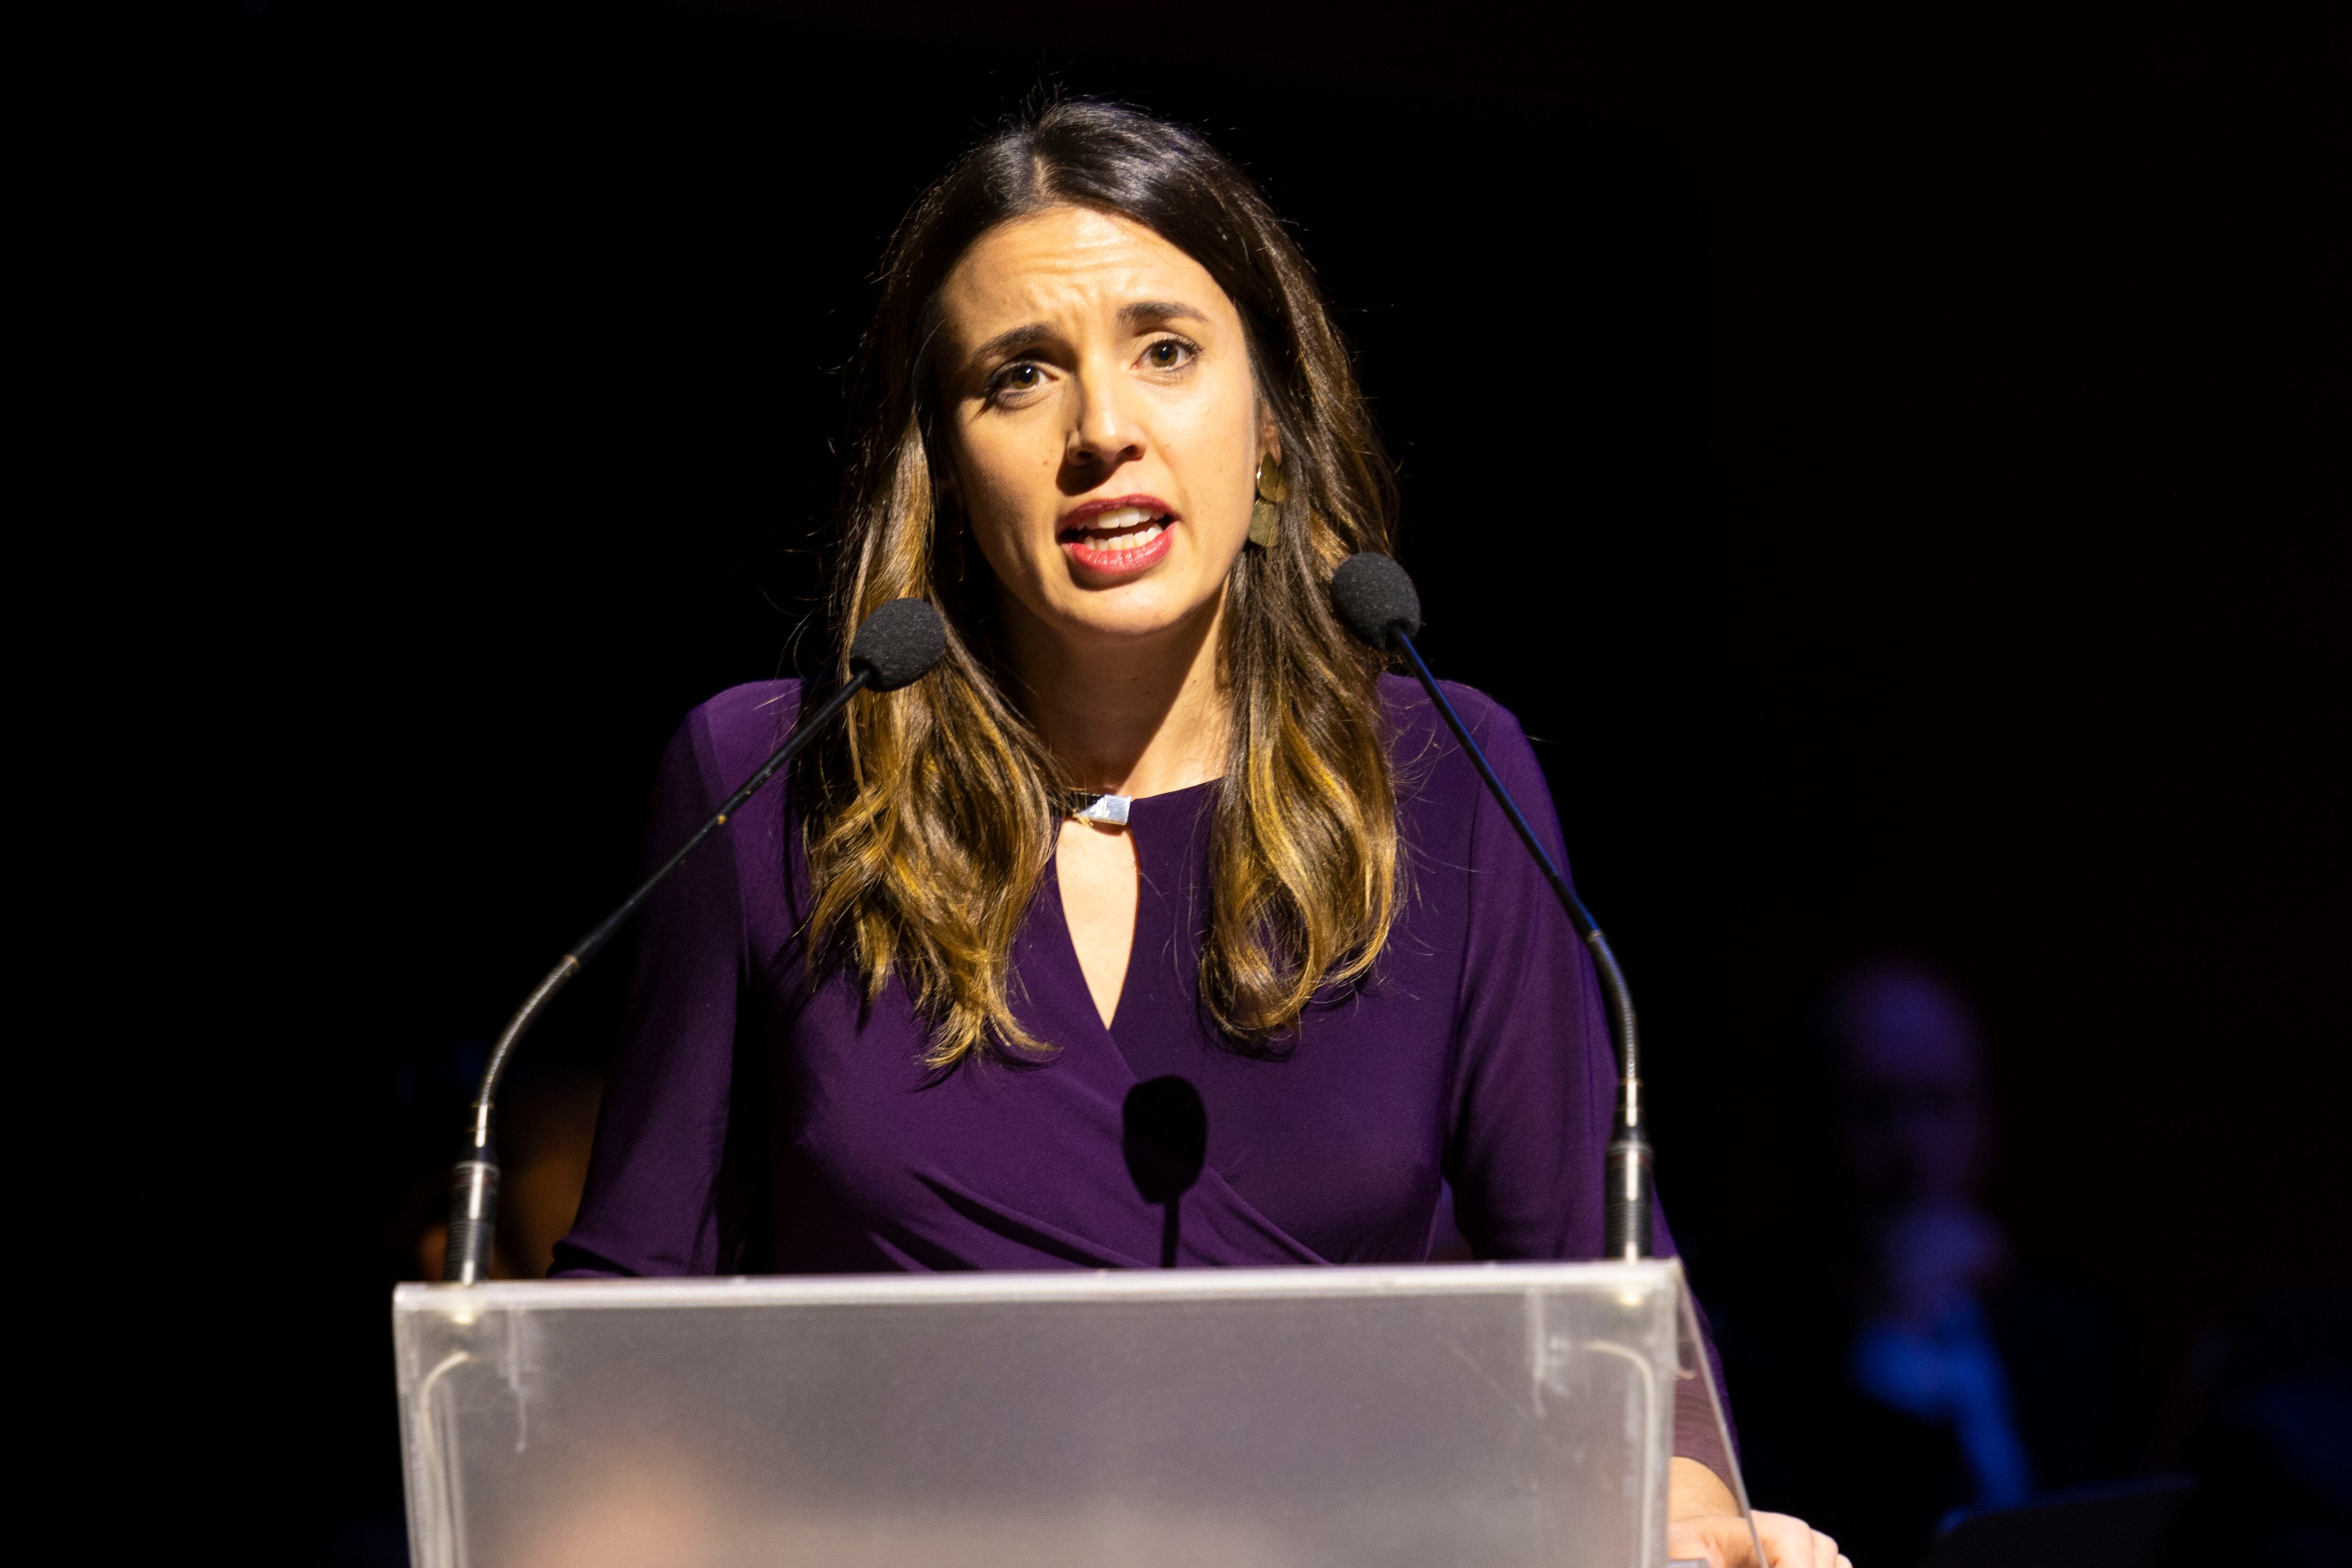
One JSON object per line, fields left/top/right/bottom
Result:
{"left": 558, "top": 101, "right": 1844, "bottom": 1568}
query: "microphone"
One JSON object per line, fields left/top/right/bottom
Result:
{"left": 1122, "top": 1077, "right": 1208, "bottom": 1268}
{"left": 1330, "top": 553, "right": 1654, "bottom": 1262}
{"left": 442, "top": 597, "right": 948, "bottom": 1284}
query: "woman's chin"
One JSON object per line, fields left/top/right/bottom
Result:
{"left": 1041, "top": 577, "right": 1220, "bottom": 643}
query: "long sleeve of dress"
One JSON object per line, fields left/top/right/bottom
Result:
{"left": 1431, "top": 683, "right": 1738, "bottom": 1481}
{"left": 554, "top": 698, "right": 755, "bottom": 1277}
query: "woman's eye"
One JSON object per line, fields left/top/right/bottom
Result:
{"left": 1143, "top": 338, "right": 1197, "bottom": 371}
{"left": 992, "top": 363, "right": 1043, "bottom": 395}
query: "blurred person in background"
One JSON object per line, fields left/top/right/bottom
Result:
{"left": 1713, "top": 961, "right": 2149, "bottom": 1564}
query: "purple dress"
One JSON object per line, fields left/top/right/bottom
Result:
{"left": 556, "top": 674, "right": 1732, "bottom": 1475}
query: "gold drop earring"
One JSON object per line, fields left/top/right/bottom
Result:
{"left": 1250, "top": 452, "right": 1285, "bottom": 549}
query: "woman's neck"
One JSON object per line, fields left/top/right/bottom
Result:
{"left": 1000, "top": 588, "right": 1231, "bottom": 798}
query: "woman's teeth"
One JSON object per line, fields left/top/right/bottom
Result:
{"left": 1072, "top": 507, "right": 1168, "bottom": 553}
{"left": 1089, "top": 522, "right": 1164, "bottom": 553}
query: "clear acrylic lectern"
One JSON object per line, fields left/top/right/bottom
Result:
{"left": 396, "top": 1261, "right": 1740, "bottom": 1568}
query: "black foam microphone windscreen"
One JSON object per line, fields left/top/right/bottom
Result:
{"left": 1330, "top": 553, "right": 1425, "bottom": 650}
{"left": 1121, "top": 1076, "right": 1208, "bottom": 1207}
{"left": 849, "top": 597, "right": 948, "bottom": 691}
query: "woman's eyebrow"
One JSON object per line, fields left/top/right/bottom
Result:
{"left": 969, "top": 321, "right": 1055, "bottom": 366}
{"left": 966, "top": 301, "right": 1210, "bottom": 370}
{"left": 1119, "top": 300, "right": 1210, "bottom": 330}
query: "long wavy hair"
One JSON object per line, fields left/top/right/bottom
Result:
{"left": 793, "top": 101, "right": 1401, "bottom": 1067}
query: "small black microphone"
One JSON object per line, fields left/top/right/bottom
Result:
{"left": 1330, "top": 553, "right": 1654, "bottom": 1262}
{"left": 1122, "top": 1077, "right": 1208, "bottom": 1268}
{"left": 443, "top": 597, "right": 948, "bottom": 1284}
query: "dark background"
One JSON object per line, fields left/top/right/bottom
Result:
{"left": 125, "top": 1, "right": 2343, "bottom": 1557}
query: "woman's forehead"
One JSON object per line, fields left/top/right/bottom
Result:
{"left": 940, "top": 207, "right": 1233, "bottom": 342}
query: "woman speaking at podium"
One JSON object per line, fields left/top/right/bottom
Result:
{"left": 556, "top": 103, "right": 1844, "bottom": 1568}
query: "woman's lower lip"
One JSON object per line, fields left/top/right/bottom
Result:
{"left": 1061, "top": 522, "right": 1175, "bottom": 579}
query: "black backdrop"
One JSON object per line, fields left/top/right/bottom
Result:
{"left": 137, "top": 2, "right": 2343, "bottom": 1555}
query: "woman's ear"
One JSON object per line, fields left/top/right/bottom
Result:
{"left": 1259, "top": 407, "right": 1282, "bottom": 467}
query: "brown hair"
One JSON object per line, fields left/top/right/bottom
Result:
{"left": 793, "top": 101, "right": 1399, "bottom": 1066}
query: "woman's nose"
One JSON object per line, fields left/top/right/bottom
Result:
{"left": 1065, "top": 368, "right": 1148, "bottom": 473}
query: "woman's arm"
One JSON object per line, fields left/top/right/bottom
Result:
{"left": 553, "top": 699, "right": 755, "bottom": 1276}
{"left": 1428, "top": 691, "right": 1850, "bottom": 1563}
{"left": 1433, "top": 685, "right": 1737, "bottom": 1479}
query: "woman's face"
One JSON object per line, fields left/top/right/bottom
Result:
{"left": 936, "top": 206, "right": 1270, "bottom": 649}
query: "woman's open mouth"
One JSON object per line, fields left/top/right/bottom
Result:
{"left": 1058, "top": 502, "right": 1176, "bottom": 577}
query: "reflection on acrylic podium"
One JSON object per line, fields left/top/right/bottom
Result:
{"left": 396, "top": 1261, "right": 1741, "bottom": 1568}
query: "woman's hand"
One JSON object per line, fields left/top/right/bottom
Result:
{"left": 1668, "top": 1457, "right": 1851, "bottom": 1568}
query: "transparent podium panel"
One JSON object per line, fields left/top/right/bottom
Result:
{"left": 396, "top": 1261, "right": 1726, "bottom": 1568}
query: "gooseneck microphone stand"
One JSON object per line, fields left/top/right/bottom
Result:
{"left": 443, "top": 597, "right": 947, "bottom": 1284}
{"left": 1330, "top": 554, "right": 1653, "bottom": 1261}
